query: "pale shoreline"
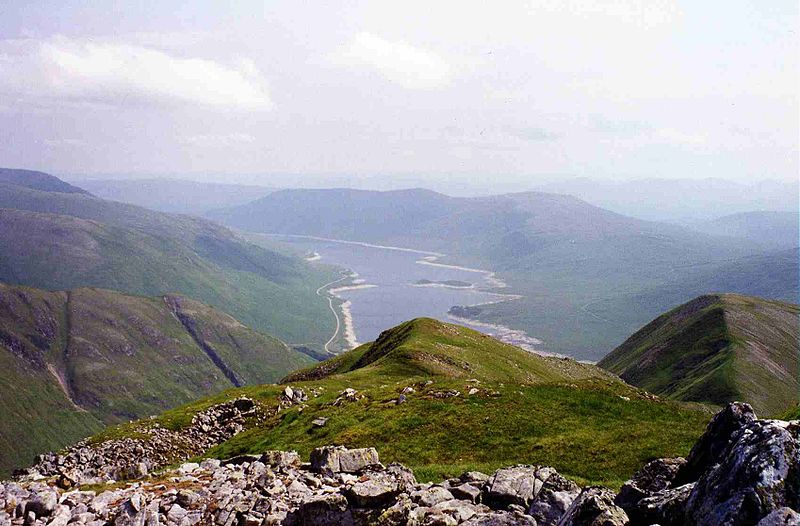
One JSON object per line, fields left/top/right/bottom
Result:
{"left": 266, "top": 232, "right": 543, "bottom": 353}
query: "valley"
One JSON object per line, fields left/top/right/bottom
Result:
{"left": 249, "top": 234, "right": 542, "bottom": 355}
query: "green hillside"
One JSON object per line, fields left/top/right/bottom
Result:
{"left": 91, "top": 318, "right": 711, "bottom": 488}
{"left": 208, "top": 187, "right": 787, "bottom": 359}
{"left": 0, "top": 170, "right": 338, "bottom": 348}
{"left": 0, "top": 283, "right": 313, "bottom": 477}
{"left": 598, "top": 294, "right": 799, "bottom": 416}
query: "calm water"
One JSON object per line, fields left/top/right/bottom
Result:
{"left": 273, "top": 235, "right": 541, "bottom": 351}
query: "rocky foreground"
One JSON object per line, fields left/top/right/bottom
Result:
{"left": 2, "top": 402, "right": 798, "bottom": 526}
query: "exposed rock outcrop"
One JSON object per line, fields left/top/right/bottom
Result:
{"left": 2, "top": 402, "right": 797, "bottom": 526}
{"left": 15, "top": 398, "right": 257, "bottom": 486}
{"left": 616, "top": 402, "right": 799, "bottom": 526}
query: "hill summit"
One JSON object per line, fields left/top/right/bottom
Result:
{"left": 598, "top": 293, "right": 799, "bottom": 416}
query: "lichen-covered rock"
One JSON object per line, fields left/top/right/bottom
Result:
{"left": 674, "top": 401, "right": 757, "bottom": 486}
{"left": 684, "top": 418, "right": 800, "bottom": 525}
{"left": 557, "top": 486, "right": 628, "bottom": 526}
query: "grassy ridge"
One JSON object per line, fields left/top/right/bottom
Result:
{"left": 92, "top": 319, "right": 711, "bottom": 488}
{"left": 599, "top": 294, "right": 799, "bottom": 416}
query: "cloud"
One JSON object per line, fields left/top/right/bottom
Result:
{"left": 180, "top": 133, "right": 257, "bottom": 147}
{"left": 0, "top": 36, "right": 272, "bottom": 110}
{"left": 332, "top": 32, "right": 452, "bottom": 89}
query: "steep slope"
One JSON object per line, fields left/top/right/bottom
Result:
{"left": 209, "top": 188, "right": 769, "bottom": 359}
{"left": 598, "top": 294, "right": 799, "bottom": 416}
{"left": 0, "top": 282, "right": 312, "bottom": 476}
{"left": 0, "top": 170, "right": 337, "bottom": 347}
{"left": 74, "top": 178, "right": 275, "bottom": 215}
{"left": 72, "top": 318, "right": 713, "bottom": 488}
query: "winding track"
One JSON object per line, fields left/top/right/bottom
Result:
{"left": 316, "top": 272, "right": 351, "bottom": 354}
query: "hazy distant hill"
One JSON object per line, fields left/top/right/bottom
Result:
{"left": 0, "top": 168, "right": 90, "bottom": 195}
{"left": 534, "top": 177, "right": 798, "bottom": 221}
{"left": 684, "top": 211, "right": 799, "bottom": 249}
{"left": 0, "top": 169, "right": 337, "bottom": 347}
{"left": 599, "top": 294, "right": 799, "bottom": 416}
{"left": 74, "top": 178, "right": 275, "bottom": 215}
{"left": 0, "top": 282, "right": 312, "bottom": 475}
{"left": 210, "top": 188, "right": 777, "bottom": 358}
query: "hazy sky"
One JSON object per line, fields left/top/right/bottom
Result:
{"left": 0, "top": 1, "right": 797, "bottom": 185}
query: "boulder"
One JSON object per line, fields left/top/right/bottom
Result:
{"left": 615, "top": 457, "right": 685, "bottom": 511}
{"left": 684, "top": 418, "right": 800, "bottom": 525}
{"left": 297, "top": 493, "right": 354, "bottom": 526}
{"left": 450, "top": 483, "right": 482, "bottom": 503}
{"left": 528, "top": 471, "right": 580, "bottom": 526}
{"left": 674, "top": 402, "right": 756, "bottom": 486}
{"left": 758, "top": 508, "right": 800, "bottom": 526}
{"left": 482, "top": 465, "right": 558, "bottom": 509}
{"left": 557, "top": 486, "right": 628, "bottom": 526}
{"left": 260, "top": 450, "right": 299, "bottom": 468}
{"left": 310, "top": 446, "right": 380, "bottom": 475}
{"left": 632, "top": 483, "right": 693, "bottom": 526}
{"left": 462, "top": 511, "right": 537, "bottom": 525}
{"left": 25, "top": 489, "right": 58, "bottom": 517}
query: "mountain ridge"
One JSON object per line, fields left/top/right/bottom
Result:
{"left": 598, "top": 293, "right": 799, "bottom": 416}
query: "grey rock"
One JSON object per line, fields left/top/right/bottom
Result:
{"left": 633, "top": 483, "right": 693, "bottom": 526}
{"left": 758, "top": 508, "right": 800, "bottom": 526}
{"left": 674, "top": 401, "right": 757, "bottom": 486}
{"left": 310, "top": 446, "right": 380, "bottom": 475}
{"left": 482, "top": 465, "right": 555, "bottom": 509}
{"left": 461, "top": 511, "right": 537, "bottom": 525}
{"left": 450, "top": 483, "right": 482, "bottom": 503}
{"left": 685, "top": 417, "right": 800, "bottom": 525}
{"left": 297, "top": 493, "right": 354, "bottom": 526}
{"left": 615, "top": 457, "right": 685, "bottom": 513}
{"left": 25, "top": 489, "right": 58, "bottom": 517}
{"left": 416, "top": 486, "right": 455, "bottom": 507}
{"left": 557, "top": 486, "right": 628, "bottom": 526}
{"left": 528, "top": 471, "right": 580, "bottom": 526}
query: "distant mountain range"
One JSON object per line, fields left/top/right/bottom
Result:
{"left": 0, "top": 282, "right": 312, "bottom": 476}
{"left": 0, "top": 169, "right": 337, "bottom": 347}
{"left": 534, "top": 177, "right": 799, "bottom": 221}
{"left": 209, "top": 187, "right": 796, "bottom": 358}
{"left": 599, "top": 294, "right": 799, "bottom": 416}
{"left": 71, "top": 178, "right": 275, "bottom": 215}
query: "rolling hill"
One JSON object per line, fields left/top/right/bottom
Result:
{"left": 0, "top": 282, "right": 313, "bottom": 477}
{"left": 0, "top": 169, "right": 338, "bottom": 348}
{"left": 598, "top": 294, "right": 799, "bottom": 416}
{"left": 62, "top": 318, "right": 711, "bottom": 488}
{"left": 73, "top": 178, "right": 275, "bottom": 215}
{"left": 209, "top": 188, "right": 784, "bottom": 359}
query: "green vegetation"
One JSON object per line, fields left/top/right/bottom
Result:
{"left": 93, "top": 319, "right": 711, "bottom": 488}
{"left": 0, "top": 283, "right": 313, "bottom": 477}
{"left": 0, "top": 174, "right": 339, "bottom": 347}
{"left": 599, "top": 294, "right": 799, "bottom": 417}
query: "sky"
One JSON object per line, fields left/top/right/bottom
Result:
{"left": 0, "top": 0, "right": 797, "bottom": 187}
